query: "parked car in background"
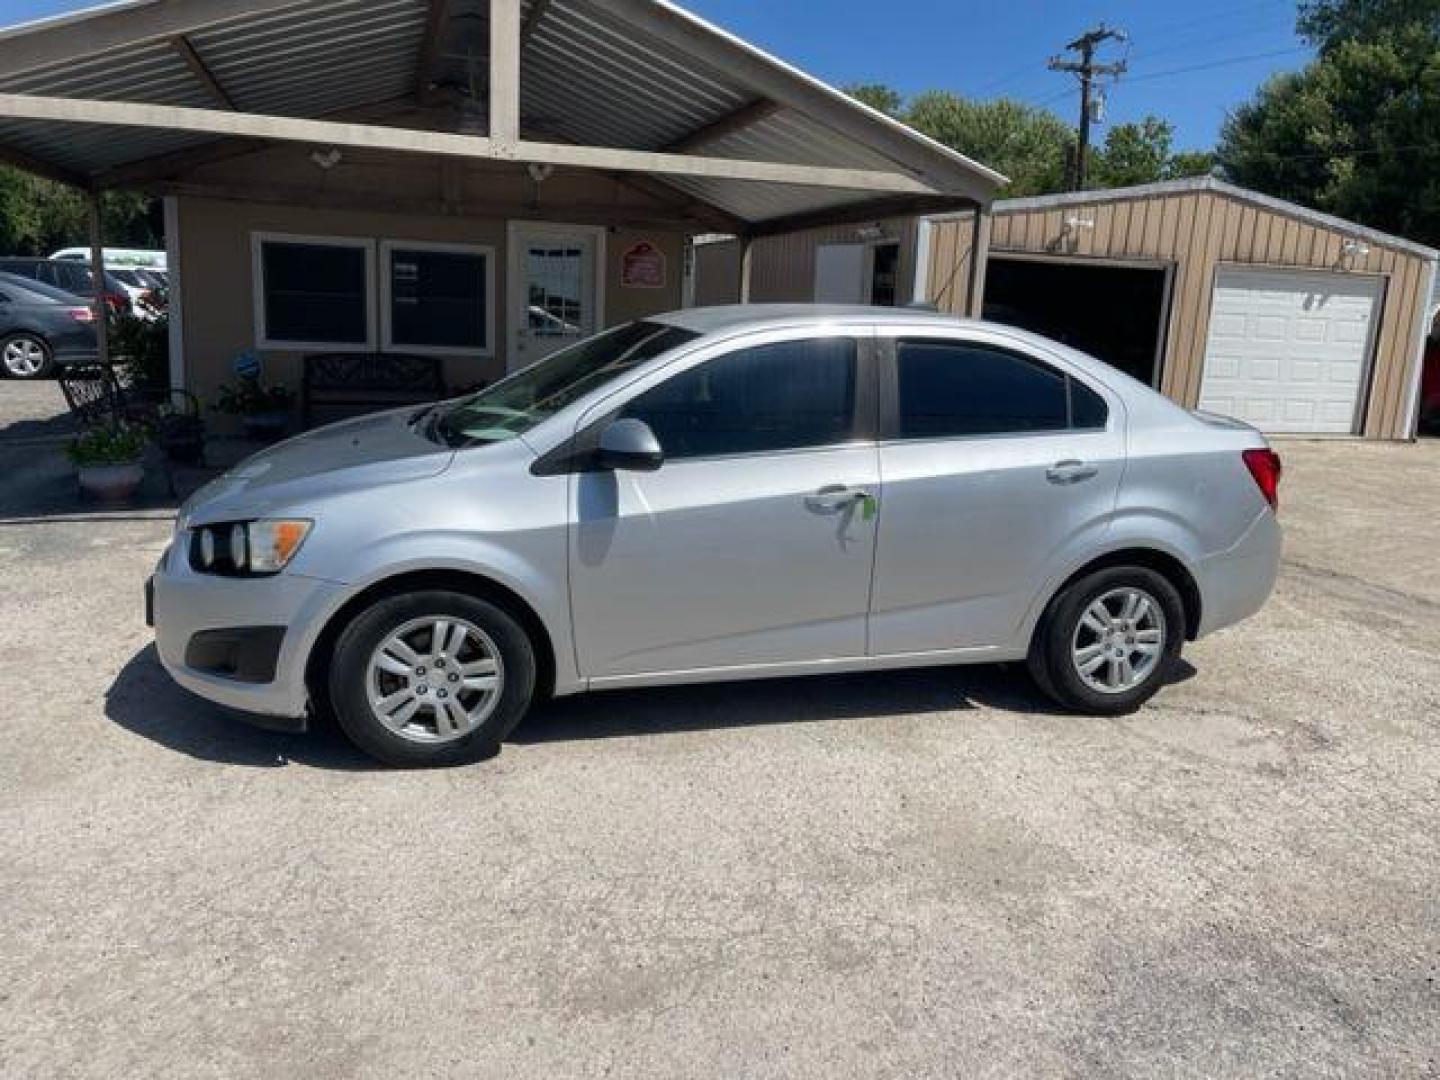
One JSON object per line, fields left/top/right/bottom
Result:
{"left": 0, "top": 271, "right": 99, "bottom": 378}
{"left": 105, "top": 266, "right": 166, "bottom": 319}
{"left": 150, "top": 306, "right": 1283, "bottom": 768}
{"left": 51, "top": 246, "right": 167, "bottom": 276}
{"left": 0, "top": 258, "right": 132, "bottom": 316}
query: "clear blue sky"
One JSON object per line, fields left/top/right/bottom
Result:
{"left": 8, "top": 0, "right": 1312, "bottom": 151}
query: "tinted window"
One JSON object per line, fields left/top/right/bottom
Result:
{"left": 1071, "top": 379, "right": 1109, "bottom": 429}
{"left": 896, "top": 341, "right": 1069, "bottom": 438}
{"left": 53, "top": 263, "right": 93, "bottom": 292}
{"left": 388, "top": 247, "right": 489, "bottom": 350}
{"left": 623, "top": 337, "right": 856, "bottom": 459}
{"left": 0, "top": 260, "right": 38, "bottom": 280}
{"left": 260, "top": 240, "right": 368, "bottom": 345}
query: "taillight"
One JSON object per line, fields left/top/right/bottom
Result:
{"left": 1242, "top": 448, "right": 1282, "bottom": 511}
{"left": 69, "top": 307, "right": 95, "bottom": 323}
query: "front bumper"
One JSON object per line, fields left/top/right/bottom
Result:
{"left": 150, "top": 541, "right": 349, "bottom": 721}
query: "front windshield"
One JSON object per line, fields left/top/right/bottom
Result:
{"left": 430, "top": 321, "right": 698, "bottom": 447}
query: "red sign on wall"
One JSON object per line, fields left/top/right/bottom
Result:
{"left": 620, "top": 241, "right": 667, "bottom": 289}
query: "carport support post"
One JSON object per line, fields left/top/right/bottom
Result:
{"left": 88, "top": 189, "right": 110, "bottom": 370}
{"left": 738, "top": 236, "right": 754, "bottom": 303}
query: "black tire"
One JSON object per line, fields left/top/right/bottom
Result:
{"left": 0, "top": 333, "right": 54, "bottom": 379}
{"left": 1027, "top": 566, "right": 1185, "bottom": 715}
{"left": 328, "top": 590, "right": 536, "bottom": 767}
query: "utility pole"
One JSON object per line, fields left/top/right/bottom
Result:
{"left": 1049, "top": 25, "right": 1127, "bottom": 191}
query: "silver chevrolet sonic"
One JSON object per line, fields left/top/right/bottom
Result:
{"left": 149, "top": 305, "right": 1282, "bottom": 767}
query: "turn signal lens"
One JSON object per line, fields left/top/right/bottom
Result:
{"left": 246, "top": 519, "right": 312, "bottom": 573}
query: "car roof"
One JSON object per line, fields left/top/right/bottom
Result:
{"left": 651, "top": 304, "right": 966, "bottom": 335}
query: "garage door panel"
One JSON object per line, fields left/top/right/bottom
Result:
{"left": 1198, "top": 268, "right": 1381, "bottom": 435}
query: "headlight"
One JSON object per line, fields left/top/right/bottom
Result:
{"left": 190, "top": 520, "right": 312, "bottom": 576}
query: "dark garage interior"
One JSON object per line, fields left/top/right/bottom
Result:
{"left": 983, "top": 257, "right": 1171, "bottom": 385}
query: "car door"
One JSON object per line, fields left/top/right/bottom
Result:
{"left": 568, "top": 328, "right": 880, "bottom": 680}
{"left": 868, "top": 330, "right": 1125, "bottom": 654}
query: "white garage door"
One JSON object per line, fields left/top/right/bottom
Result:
{"left": 1198, "top": 268, "right": 1383, "bottom": 434}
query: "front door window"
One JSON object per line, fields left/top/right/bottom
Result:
{"left": 510, "top": 226, "right": 598, "bottom": 370}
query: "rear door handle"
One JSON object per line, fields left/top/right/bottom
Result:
{"left": 1046, "top": 459, "right": 1099, "bottom": 484}
{"left": 805, "top": 484, "right": 872, "bottom": 513}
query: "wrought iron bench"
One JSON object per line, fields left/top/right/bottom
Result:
{"left": 302, "top": 353, "right": 446, "bottom": 429}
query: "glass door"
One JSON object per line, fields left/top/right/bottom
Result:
{"left": 507, "top": 224, "right": 601, "bottom": 372}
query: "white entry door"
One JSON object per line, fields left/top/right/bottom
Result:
{"left": 1197, "top": 268, "right": 1383, "bottom": 434}
{"left": 507, "top": 223, "right": 604, "bottom": 372}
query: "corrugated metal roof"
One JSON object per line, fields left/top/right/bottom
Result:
{"left": 0, "top": 0, "right": 1002, "bottom": 227}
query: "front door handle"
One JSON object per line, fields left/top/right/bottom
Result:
{"left": 805, "top": 484, "right": 872, "bottom": 513}
{"left": 1046, "top": 459, "right": 1099, "bottom": 484}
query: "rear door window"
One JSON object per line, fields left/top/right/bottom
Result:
{"left": 891, "top": 339, "right": 1107, "bottom": 438}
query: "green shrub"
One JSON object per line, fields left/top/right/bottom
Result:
{"left": 66, "top": 425, "right": 149, "bottom": 467}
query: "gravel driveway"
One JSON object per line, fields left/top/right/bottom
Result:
{"left": 1, "top": 435, "right": 1436, "bottom": 1078}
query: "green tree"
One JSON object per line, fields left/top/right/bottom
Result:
{"left": 843, "top": 83, "right": 904, "bottom": 117}
{"left": 1297, "top": 0, "right": 1440, "bottom": 48}
{"left": 903, "top": 92, "right": 1072, "bottom": 196}
{"left": 1218, "top": 20, "right": 1440, "bottom": 244}
{"left": 0, "top": 165, "right": 159, "bottom": 256}
{"left": 1091, "top": 117, "right": 1174, "bottom": 187}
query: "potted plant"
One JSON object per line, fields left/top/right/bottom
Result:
{"left": 67, "top": 425, "right": 150, "bottom": 503}
{"left": 214, "top": 374, "right": 294, "bottom": 441}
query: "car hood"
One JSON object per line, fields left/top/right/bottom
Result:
{"left": 180, "top": 407, "right": 454, "bottom": 526}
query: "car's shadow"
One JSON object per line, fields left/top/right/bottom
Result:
{"left": 106, "top": 644, "right": 1196, "bottom": 769}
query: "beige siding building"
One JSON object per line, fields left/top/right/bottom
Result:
{"left": 713, "top": 177, "right": 1439, "bottom": 440}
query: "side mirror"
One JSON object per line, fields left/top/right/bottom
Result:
{"left": 596, "top": 418, "right": 664, "bottom": 472}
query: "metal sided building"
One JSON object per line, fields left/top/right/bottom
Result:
{"left": 702, "top": 176, "right": 1439, "bottom": 439}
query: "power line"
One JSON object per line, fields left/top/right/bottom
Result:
{"left": 1121, "top": 47, "right": 1310, "bottom": 84}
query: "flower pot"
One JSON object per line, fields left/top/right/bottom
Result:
{"left": 78, "top": 461, "right": 144, "bottom": 503}
{"left": 242, "top": 410, "right": 289, "bottom": 442}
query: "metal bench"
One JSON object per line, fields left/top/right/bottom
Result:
{"left": 302, "top": 353, "right": 446, "bottom": 429}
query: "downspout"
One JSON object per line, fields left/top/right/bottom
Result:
{"left": 738, "top": 235, "right": 754, "bottom": 303}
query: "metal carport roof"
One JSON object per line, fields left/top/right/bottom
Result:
{"left": 0, "top": 0, "right": 1006, "bottom": 236}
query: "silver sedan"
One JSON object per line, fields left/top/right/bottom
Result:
{"left": 150, "top": 306, "right": 1282, "bottom": 767}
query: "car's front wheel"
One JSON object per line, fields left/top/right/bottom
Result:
{"left": 328, "top": 590, "right": 536, "bottom": 767}
{"left": 1029, "top": 566, "right": 1185, "bottom": 715}
{"left": 1, "top": 333, "right": 53, "bottom": 379}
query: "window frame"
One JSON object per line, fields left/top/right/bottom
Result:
{"left": 251, "top": 231, "right": 378, "bottom": 352}
{"left": 877, "top": 332, "right": 1113, "bottom": 444}
{"left": 379, "top": 239, "right": 496, "bottom": 358}
{"left": 560, "top": 327, "right": 880, "bottom": 470}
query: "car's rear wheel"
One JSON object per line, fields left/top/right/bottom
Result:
{"left": 328, "top": 590, "right": 536, "bottom": 767}
{"left": 1028, "top": 566, "right": 1184, "bottom": 715}
{"left": 1, "top": 334, "right": 53, "bottom": 379}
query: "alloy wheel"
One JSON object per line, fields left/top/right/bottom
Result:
{"left": 1070, "top": 586, "right": 1166, "bottom": 695}
{"left": 366, "top": 616, "right": 505, "bottom": 744}
{"left": 2, "top": 337, "right": 47, "bottom": 378}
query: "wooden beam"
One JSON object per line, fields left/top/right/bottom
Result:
{"left": 0, "top": 140, "right": 90, "bottom": 188}
{"left": 664, "top": 99, "right": 780, "bottom": 154}
{"left": 92, "top": 96, "right": 421, "bottom": 188}
{"left": 745, "top": 194, "right": 977, "bottom": 240}
{"left": 415, "top": 0, "right": 451, "bottom": 104}
{"left": 169, "top": 34, "right": 235, "bottom": 110}
{"left": 149, "top": 178, "right": 710, "bottom": 231}
{"left": 520, "top": 0, "right": 556, "bottom": 45}
{"left": 1, "top": 0, "right": 319, "bottom": 82}
{"left": 0, "top": 94, "right": 941, "bottom": 195}
{"left": 489, "top": 0, "right": 520, "bottom": 143}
